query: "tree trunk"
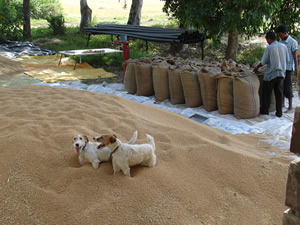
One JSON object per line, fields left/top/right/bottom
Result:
{"left": 23, "top": 0, "right": 31, "bottom": 39}
{"left": 225, "top": 28, "right": 239, "bottom": 61}
{"left": 79, "top": 0, "right": 92, "bottom": 33}
{"left": 127, "top": 0, "right": 143, "bottom": 25}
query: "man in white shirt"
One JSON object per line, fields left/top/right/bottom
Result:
{"left": 254, "top": 31, "right": 289, "bottom": 117}
{"left": 275, "top": 25, "right": 299, "bottom": 113}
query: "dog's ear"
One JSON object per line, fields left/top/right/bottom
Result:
{"left": 110, "top": 135, "right": 117, "bottom": 143}
{"left": 84, "top": 135, "right": 89, "bottom": 142}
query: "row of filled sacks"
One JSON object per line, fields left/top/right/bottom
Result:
{"left": 124, "top": 58, "right": 261, "bottom": 119}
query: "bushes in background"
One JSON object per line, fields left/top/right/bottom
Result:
{"left": 46, "top": 14, "right": 66, "bottom": 35}
{"left": 0, "top": 0, "right": 23, "bottom": 40}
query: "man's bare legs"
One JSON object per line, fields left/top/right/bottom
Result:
{"left": 284, "top": 97, "right": 293, "bottom": 113}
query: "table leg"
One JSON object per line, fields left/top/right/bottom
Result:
{"left": 87, "top": 33, "right": 91, "bottom": 47}
{"left": 73, "top": 56, "right": 80, "bottom": 70}
{"left": 58, "top": 54, "right": 63, "bottom": 66}
{"left": 73, "top": 60, "right": 77, "bottom": 70}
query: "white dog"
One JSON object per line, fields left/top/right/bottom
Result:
{"left": 95, "top": 133, "right": 156, "bottom": 176}
{"left": 73, "top": 131, "right": 137, "bottom": 169}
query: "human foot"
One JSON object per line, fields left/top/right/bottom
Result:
{"left": 284, "top": 108, "right": 293, "bottom": 113}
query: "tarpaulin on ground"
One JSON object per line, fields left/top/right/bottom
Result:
{"left": 0, "top": 40, "right": 56, "bottom": 58}
{"left": 15, "top": 55, "right": 116, "bottom": 83}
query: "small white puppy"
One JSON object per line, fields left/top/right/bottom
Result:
{"left": 95, "top": 133, "right": 156, "bottom": 177}
{"left": 73, "top": 131, "right": 137, "bottom": 169}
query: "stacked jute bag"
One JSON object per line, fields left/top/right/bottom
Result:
{"left": 124, "top": 57, "right": 264, "bottom": 119}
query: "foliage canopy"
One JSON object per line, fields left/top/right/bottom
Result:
{"left": 270, "top": 0, "right": 300, "bottom": 38}
{"left": 163, "top": 0, "right": 299, "bottom": 41}
{"left": 163, "top": 0, "right": 283, "bottom": 41}
{"left": 0, "top": 0, "right": 63, "bottom": 40}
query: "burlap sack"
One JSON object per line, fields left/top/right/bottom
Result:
{"left": 216, "top": 73, "right": 234, "bottom": 114}
{"left": 220, "top": 59, "right": 237, "bottom": 72}
{"left": 233, "top": 72, "right": 260, "bottom": 119}
{"left": 134, "top": 61, "right": 153, "bottom": 96}
{"left": 168, "top": 65, "right": 185, "bottom": 104}
{"left": 152, "top": 61, "right": 170, "bottom": 102}
{"left": 180, "top": 69, "right": 202, "bottom": 107}
{"left": 290, "top": 105, "right": 300, "bottom": 155}
{"left": 124, "top": 62, "right": 137, "bottom": 94}
{"left": 197, "top": 67, "right": 221, "bottom": 112}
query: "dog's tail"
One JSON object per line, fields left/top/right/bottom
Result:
{"left": 146, "top": 134, "right": 155, "bottom": 151}
{"left": 128, "top": 130, "right": 138, "bottom": 144}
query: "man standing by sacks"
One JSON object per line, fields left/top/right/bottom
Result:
{"left": 254, "top": 31, "right": 289, "bottom": 117}
{"left": 275, "top": 24, "right": 299, "bottom": 113}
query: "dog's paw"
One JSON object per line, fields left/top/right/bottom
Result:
{"left": 123, "top": 168, "right": 131, "bottom": 177}
{"left": 92, "top": 161, "right": 100, "bottom": 169}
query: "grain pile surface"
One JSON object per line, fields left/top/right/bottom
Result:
{"left": 0, "top": 85, "right": 292, "bottom": 224}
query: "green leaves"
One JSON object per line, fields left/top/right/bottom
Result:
{"left": 46, "top": 14, "right": 66, "bottom": 35}
{"left": 269, "top": 0, "right": 300, "bottom": 38}
{"left": 0, "top": 0, "right": 23, "bottom": 40}
{"left": 162, "top": 0, "right": 296, "bottom": 41}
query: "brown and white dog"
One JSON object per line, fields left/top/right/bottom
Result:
{"left": 95, "top": 133, "right": 156, "bottom": 177}
{"left": 73, "top": 131, "right": 137, "bottom": 169}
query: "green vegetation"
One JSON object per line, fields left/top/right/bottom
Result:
{"left": 237, "top": 45, "right": 265, "bottom": 66}
{"left": 163, "top": 0, "right": 278, "bottom": 42}
{"left": 29, "top": 24, "right": 265, "bottom": 71}
{"left": 30, "top": 25, "right": 154, "bottom": 70}
{"left": 270, "top": 0, "right": 300, "bottom": 38}
{"left": 20, "top": 0, "right": 63, "bottom": 20}
{"left": 46, "top": 14, "right": 66, "bottom": 35}
{"left": 32, "top": 0, "right": 63, "bottom": 20}
{"left": 1, "top": 0, "right": 267, "bottom": 70}
{"left": 163, "top": 0, "right": 299, "bottom": 60}
{"left": 0, "top": 0, "right": 64, "bottom": 40}
{"left": 0, "top": 0, "right": 23, "bottom": 40}
{"left": 2, "top": 0, "right": 298, "bottom": 70}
